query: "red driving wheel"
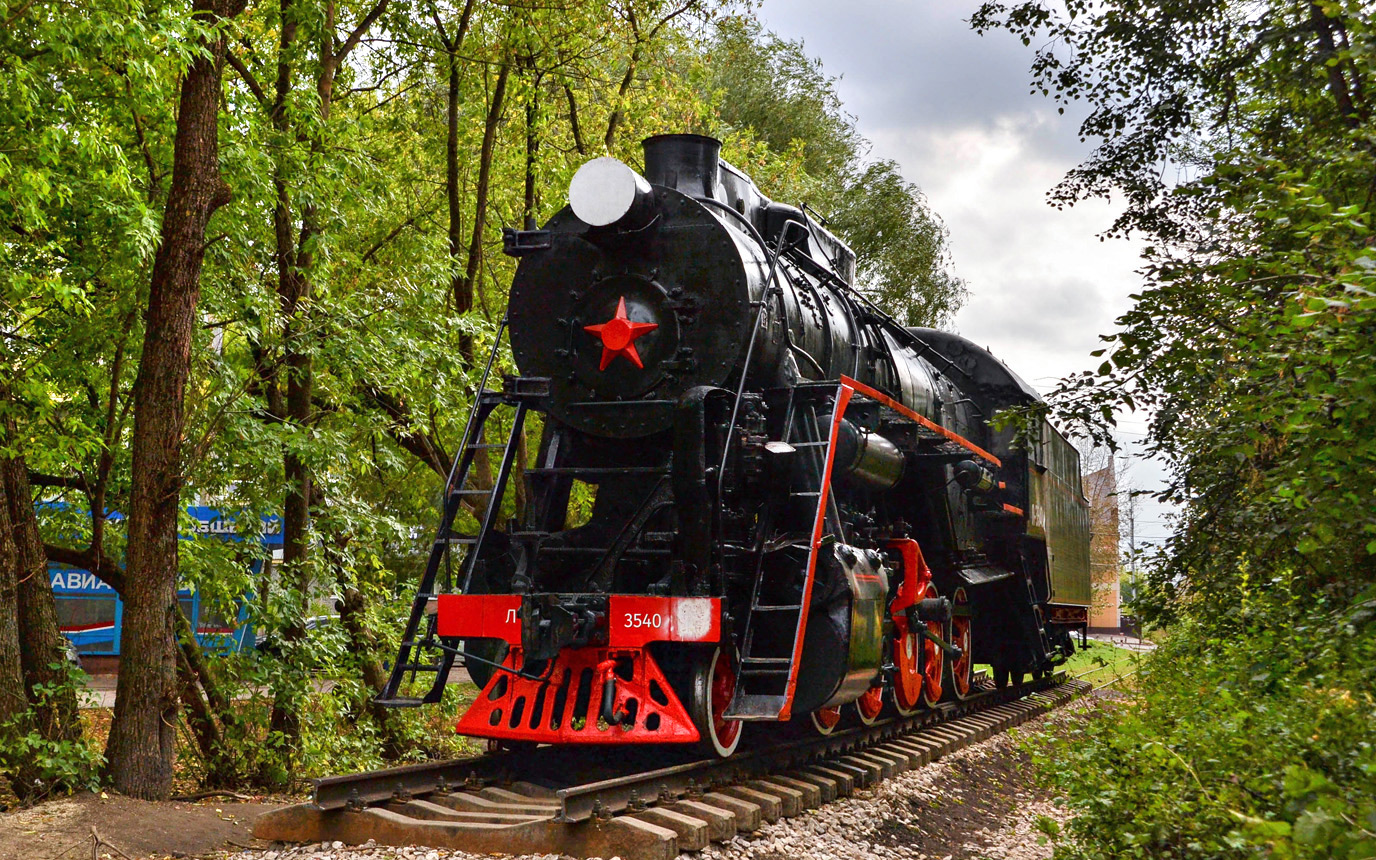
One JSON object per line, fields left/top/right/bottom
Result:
{"left": 854, "top": 683, "right": 884, "bottom": 725}
{"left": 948, "top": 587, "right": 973, "bottom": 699}
{"left": 691, "top": 646, "right": 742, "bottom": 757}
{"left": 893, "top": 612, "right": 922, "bottom": 715}
{"left": 810, "top": 706, "right": 841, "bottom": 735}
{"left": 919, "top": 582, "right": 944, "bottom": 707}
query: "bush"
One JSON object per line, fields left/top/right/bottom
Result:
{"left": 1032, "top": 594, "right": 1376, "bottom": 859}
{"left": 0, "top": 663, "right": 103, "bottom": 801}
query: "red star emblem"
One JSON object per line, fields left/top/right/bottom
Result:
{"left": 583, "top": 296, "right": 659, "bottom": 370}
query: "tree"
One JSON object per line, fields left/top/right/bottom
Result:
{"left": 971, "top": 0, "right": 1375, "bottom": 623}
{"left": 1, "top": 420, "right": 81, "bottom": 757}
{"left": 1, "top": 0, "right": 150, "bottom": 791}
{"left": 973, "top": 2, "right": 1376, "bottom": 855}
{"left": 0, "top": 476, "right": 39, "bottom": 798}
{"left": 106, "top": 0, "right": 247, "bottom": 799}
{"left": 699, "top": 15, "right": 965, "bottom": 326}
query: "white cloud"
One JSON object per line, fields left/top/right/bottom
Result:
{"left": 758, "top": 0, "right": 1176, "bottom": 552}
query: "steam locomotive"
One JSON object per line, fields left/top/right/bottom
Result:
{"left": 378, "top": 134, "right": 1091, "bottom": 756}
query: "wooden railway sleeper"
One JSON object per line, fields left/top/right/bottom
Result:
{"left": 256, "top": 679, "right": 1093, "bottom": 859}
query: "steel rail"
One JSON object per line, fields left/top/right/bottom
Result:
{"left": 552, "top": 674, "right": 1058, "bottom": 822}
{"left": 308, "top": 672, "right": 1068, "bottom": 817}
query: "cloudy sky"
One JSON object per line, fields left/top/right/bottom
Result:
{"left": 756, "top": 0, "right": 1174, "bottom": 550}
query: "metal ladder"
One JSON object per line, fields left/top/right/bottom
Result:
{"left": 725, "top": 384, "right": 841, "bottom": 720}
{"left": 376, "top": 322, "right": 533, "bottom": 707}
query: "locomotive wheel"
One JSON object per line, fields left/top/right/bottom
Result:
{"left": 946, "top": 587, "right": 974, "bottom": 700}
{"left": 810, "top": 706, "right": 842, "bottom": 736}
{"left": 689, "top": 645, "right": 742, "bottom": 757}
{"left": 892, "top": 614, "right": 923, "bottom": 716}
{"left": 854, "top": 684, "right": 884, "bottom": 725}
{"left": 918, "top": 582, "right": 945, "bottom": 707}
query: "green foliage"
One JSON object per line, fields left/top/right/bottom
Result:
{"left": 0, "top": 664, "right": 103, "bottom": 798}
{"left": 1060, "top": 638, "right": 1138, "bottom": 687}
{"left": 1033, "top": 606, "right": 1376, "bottom": 859}
{"left": 701, "top": 14, "right": 861, "bottom": 180}
{"left": 971, "top": 2, "right": 1376, "bottom": 621}
{"left": 699, "top": 14, "right": 966, "bottom": 326}
{"left": 977, "top": 0, "right": 1376, "bottom": 855}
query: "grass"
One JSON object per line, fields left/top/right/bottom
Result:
{"left": 971, "top": 639, "right": 1141, "bottom": 689}
{"left": 1060, "top": 638, "right": 1141, "bottom": 687}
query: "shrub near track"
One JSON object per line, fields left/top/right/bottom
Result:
{"left": 1031, "top": 606, "right": 1376, "bottom": 859}
{"left": 967, "top": 1, "right": 1376, "bottom": 856}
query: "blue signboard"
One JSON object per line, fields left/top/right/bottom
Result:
{"left": 51, "top": 507, "right": 280, "bottom": 656}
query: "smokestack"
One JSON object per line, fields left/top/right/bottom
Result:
{"left": 642, "top": 134, "right": 721, "bottom": 200}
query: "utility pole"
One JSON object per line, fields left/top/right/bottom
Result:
{"left": 1119, "top": 453, "right": 1138, "bottom": 561}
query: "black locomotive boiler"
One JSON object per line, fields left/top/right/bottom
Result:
{"left": 379, "top": 134, "right": 1092, "bottom": 756}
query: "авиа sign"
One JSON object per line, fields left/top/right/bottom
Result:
{"left": 50, "top": 569, "right": 115, "bottom": 593}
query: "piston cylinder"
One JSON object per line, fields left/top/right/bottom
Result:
{"left": 833, "top": 419, "right": 905, "bottom": 490}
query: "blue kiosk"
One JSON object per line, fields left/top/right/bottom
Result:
{"left": 50, "top": 506, "right": 282, "bottom": 657}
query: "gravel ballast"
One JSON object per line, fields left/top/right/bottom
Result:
{"left": 224, "top": 699, "right": 1097, "bottom": 860}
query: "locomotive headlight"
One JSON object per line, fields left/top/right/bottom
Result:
{"left": 569, "top": 156, "right": 657, "bottom": 230}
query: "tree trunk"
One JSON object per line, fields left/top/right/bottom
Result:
{"left": 437, "top": 0, "right": 477, "bottom": 333}
{"left": 604, "top": 42, "right": 641, "bottom": 151}
{"left": 260, "top": 0, "right": 308, "bottom": 782}
{"left": 325, "top": 529, "right": 404, "bottom": 758}
{"left": 523, "top": 73, "right": 540, "bottom": 226}
{"left": 564, "top": 83, "right": 587, "bottom": 156}
{"left": 262, "top": 0, "right": 393, "bottom": 777}
{"left": 0, "top": 409, "right": 81, "bottom": 749}
{"left": 0, "top": 478, "right": 42, "bottom": 801}
{"left": 1310, "top": 3, "right": 1361, "bottom": 126}
{"left": 105, "top": 0, "right": 244, "bottom": 800}
{"left": 447, "top": 59, "right": 466, "bottom": 324}
{"left": 173, "top": 607, "right": 240, "bottom": 787}
{"left": 460, "top": 61, "right": 510, "bottom": 333}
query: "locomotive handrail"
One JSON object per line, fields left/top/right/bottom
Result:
{"left": 783, "top": 243, "right": 977, "bottom": 385}
{"left": 446, "top": 314, "right": 509, "bottom": 498}
{"left": 705, "top": 214, "right": 807, "bottom": 526}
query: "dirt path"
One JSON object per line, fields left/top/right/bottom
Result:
{"left": 0, "top": 793, "right": 282, "bottom": 860}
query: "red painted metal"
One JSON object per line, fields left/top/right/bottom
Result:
{"left": 885, "top": 538, "right": 929, "bottom": 619}
{"left": 840, "top": 375, "right": 1002, "bottom": 467}
{"left": 436, "top": 594, "right": 523, "bottom": 642}
{"left": 583, "top": 296, "right": 658, "bottom": 370}
{"left": 855, "top": 684, "right": 884, "bottom": 723}
{"left": 1002, "top": 503, "right": 1025, "bottom": 516}
{"left": 892, "top": 622, "right": 922, "bottom": 714}
{"left": 813, "top": 706, "right": 841, "bottom": 733}
{"left": 708, "top": 648, "right": 741, "bottom": 750}
{"left": 608, "top": 596, "right": 721, "bottom": 647}
{"left": 779, "top": 382, "right": 854, "bottom": 720}
{"left": 919, "top": 581, "right": 944, "bottom": 705}
{"left": 887, "top": 538, "right": 934, "bottom": 714}
{"left": 951, "top": 587, "right": 973, "bottom": 698}
{"left": 456, "top": 646, "right": 699, "bottom": 744}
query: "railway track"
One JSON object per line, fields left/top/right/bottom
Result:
{"left": 254, "top": 675, "right": 1090, "bottom": 859}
